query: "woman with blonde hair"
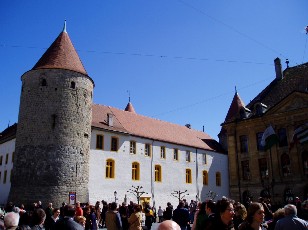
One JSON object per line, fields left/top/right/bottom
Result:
{"left": 128, "top": 204, "right": 143, "bottom": 230}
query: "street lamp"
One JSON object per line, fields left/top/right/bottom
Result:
{"left": 114, "top": 191, "right": 118, "bottom": 203}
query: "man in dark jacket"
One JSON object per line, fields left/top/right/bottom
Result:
{"left": 172, "top": 201, "right": 190, "bottom": 230}
{"left": 54, "top": 205, "right": 83, "bottom": 230}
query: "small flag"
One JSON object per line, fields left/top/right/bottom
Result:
{"left": 292, "top": 123, "right": 308, "bottom": 145}
{"left": 261, "top": 125, "right": 279, "bottom": 150}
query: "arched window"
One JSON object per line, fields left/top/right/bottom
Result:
{"left": 132, "top": 162, "right": 140, "bottom": 181}
{"left": 186, "top": 169, "right": 192, "bottom": 184}
{"left": 106, "top": 159, "right": 115, "bottom": 179}
{"left": 281, "top": 153, "right": 291, "bottom": 176}
{"left": 203, "top": 170, "right": 208, "bottom": 185}
{"left": 155, "top": 165, "right": 162, "bottom": 182}
{"left": 216, "top": 172, "right": 221, "bottom": 186}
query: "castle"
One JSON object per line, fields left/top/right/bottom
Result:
{"left": 0, "top": 24, "right": 228, "bottom": 208}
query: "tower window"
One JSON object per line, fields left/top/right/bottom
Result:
{"left": 41, "top": 78, "right": 47, "bottom": 86}
{"left": 70, "top": 81, "right": 76, "bottom": 89}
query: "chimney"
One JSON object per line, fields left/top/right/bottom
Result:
{"left": 107, "top": 113, "right": 113, "bottom": 127}
{"left": 274, "top": 57, "right": 283, "bottom": 80}
{"left": 185, "top": 124, "right": 191, "bottom": 129}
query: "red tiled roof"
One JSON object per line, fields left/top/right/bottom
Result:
{"left": 32, "top": 31, "right": 87, "bottom": 75}
{"left": 124, "top": 102, "right": 136, "bottom": 113}
{"left": 92, "top": 104, "right": 222, "bottom": 152}
{"left": 224, "top": 92, "right": 246, "bottom": 122}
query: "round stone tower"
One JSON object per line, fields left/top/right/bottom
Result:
{"left": 9, "top": 23, "right": 94, "bottom": 207}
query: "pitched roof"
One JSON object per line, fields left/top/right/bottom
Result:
{"left": 92, "top": 104, "right": 224, "bottom": 152}
{"left": 0, "top": 123, "right": 17, "bottom": 144}
{"left": 247, "top": 62, "right": 308, "bottom": 110}
{"left": 32, "top": 30, "right": 87, "bottom": 75}
{"left": 224, "top": 92, "right": 246, "bottom": 123}
{"left": 124, "top": 102, "right": 136, "bottom": 113}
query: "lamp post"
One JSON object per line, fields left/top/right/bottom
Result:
{"left": 114, "top": 191, "right": 118, "bottom": 203}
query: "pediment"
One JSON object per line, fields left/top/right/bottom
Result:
{"left": 266, "top": 92, "right": 308, "bottom": 114}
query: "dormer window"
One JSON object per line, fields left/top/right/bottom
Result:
{"left": 255, "top": 103, "right": 267, "bottom": 115}
{"left": 70, "top": 81, "right": 76, "bottom": 89}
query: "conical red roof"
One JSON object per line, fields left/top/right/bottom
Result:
{"left": 224, "top": 92, "right": 246, "bottom": 122}
{"left": 124, "top": 102, "right": 136, "bottom": 113}
{"left": 32, "top": 30, "right": 87, "bottom": 75}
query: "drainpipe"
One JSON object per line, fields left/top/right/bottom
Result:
{"left": 195, "top": 148, "right": 199, "bottom": 200}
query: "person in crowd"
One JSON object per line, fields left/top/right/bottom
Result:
{"left": 258, "top": 197, "right": 273, "bottom": 221}
{"left": 206, "top": 198, "right": 235, "bottom": 230}
{"left": 163, "top": 203, "right": 173, "bottom": 220}
{"left": 267, "top": 208, "right": 285, "bottom": 230}
{"left": 128, "top": 204, "right": 143, "bottom": 230}
{"left": 59, "top": 202, "right": 66, "bottom": 219}
{"left": 95, "top": 201, "right": 102, "bottom": 228}
{"left": 119, "top": 202, "right": 129, "bottom": 230}
{"left": 4, "top": 212, "right": 20, "bottom": 230}
{"left": 144, "top": 203, "right": 154, "bottom": 230}
{"left": 5, "top": 202, "right": 14, "bottom": 213}
{"left": 128, "top": 201, "right": 135, "bottom": 218}
{"left": 189, "top": 200, "right": 197, "bottom": 224}
{"left": 89, "top": 206, "right": 98, "bottom": 229}
{"left": 238, "top": 202, "right": 266, "bottom": 230}
{"left": 75, "top": 202, "right": 83, "bottom": 217}
{"left": 191, "top": 201, "right": 207, "bottom": 230}
{"left": 84, "top": 206, "right": 92, "bottom": 230}
{"left": 158, "top": 220, "right": 181, "bottom": 230}
{"left": 233, "top": 203, "right": 247, "bottom": 230}
{"left": 45, "top": 208, "right": 60, "bottom": 230}
{"left": 30, "top": 208, "right": 46, "bottom": 230}
{"left": 299, "top": 200, "right": 308, "bottom": 220}
{"left": 37, "top": 201, "right": 43, "bottom": 209}
{"left": 75, "top": 216, "right": 86, "bottom": 229}
{"left": 157, "top": 206, "right": 164, "bottom": 223}
{"left": 54, "top": 205, "right": 84, "bottom": 230}
{"left": 172, "top": 201, "right": 190, "bottom": 230}
{"left": 105, "top": 202, "right": 122, "bottom": 230}
{"left": 274, "top": 204, "right": 308, "bottom": 230}
{"left": 101, "top": 200, "right": 108, "bottom": 228}
{"left": 44, "top": 203, "right": 53, "bottom": 229}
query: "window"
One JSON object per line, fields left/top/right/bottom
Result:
{"left": 160, "top": 147, "right": 166, "bottom": 159}
{"left": 12, "top": 152, "right": 14, "bottom": 163}
{"left": 111, "top": 137, "right": 119, "bottom": 151}
{"left": 203, "top": 154, "right": 207, "bottom": 164}
{"left": 173, "top": 149, "right": 179, "bottom": 161}
{"left": 241, "top": 160, "right": 250, "bottom": 180}
{"left": 155, "top": 165, "right": 162, "bottom": 182}
{"left": 186, "top": 151, "right": 191, "bottom": 162}
{"left": 5, "top": 154, "right": 9, "bottom": 164}
{"left": 281, "top": 153, "right": 291, "bottom": 176}
{"left": 0, "top": 156, "right": 2, "bottom": 166}
{"left": 70, "top": 81, "right": 76, "bottom": 89}
{"left": 3, "top": 170, "right": 7, "bottom": 184}
{"left": 145, "top": 144, "right": 151, "bottom": 157}
{"left": 203, "top": 170, "right": 208, "bottom": 185}
{"left": 41, "top": 78, "right": 47, "bottom": 86}
{"left": 258, "top": 158, "right": 268, "bottom": 179}
{"left": 256, "top": 132, "right": 265, "bottom": 151}
{"left": 216, "top": 172, "right": 221, "bottom": 186}
{"left": 132, "top": 162, "right": 140, "bottom": 181}
{"left": 130, "top": 141, "right": 136, "bottom": 154}
{"left": 96, "top": 135, "right": 104, "bottom": 150}
{"left": 186, "top": 169, "right": 192, "bottom": 183}
{"left": 106, "top": 159, "right": 115, "bottom": 179}
{"left": 278, "top": 128, "right": 288, "bottom": 147}
{"left": 240, "top": 135, "right": 248, "bottom": 153}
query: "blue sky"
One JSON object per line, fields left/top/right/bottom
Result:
{"left": 1, "top": 1, "right": 307, "bottom": 140}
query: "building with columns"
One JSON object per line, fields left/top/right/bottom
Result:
{"left": 219, "top": 58, "right": 308, "bottom": 205}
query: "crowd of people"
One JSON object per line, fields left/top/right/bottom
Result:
{"left": 0, "top": 196, "right": 307, "bottom": 230}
